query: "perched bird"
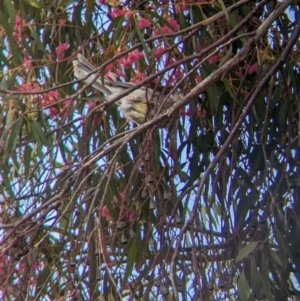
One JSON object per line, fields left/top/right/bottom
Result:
{"left": 73, "top": 53, "right": 182, "bottom": 126}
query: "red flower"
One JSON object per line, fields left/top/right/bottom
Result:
{"left": 153, "top": 20, "right": 179, "bottom": 37}
{"left": 13, "top": 32, "right": 20, "bottom": 40}
{"left": 196, "top": 107, "right": 206, "bottom": 118}
{"left": 14, "top": 15, "right": 26, "bottom": 32}
{"left": 101, "top": 206, "right": 112, "bottom": 221}
{"left": 248, "top": 64, "right": 258, "bottom": 74}
{"left": 155, "top": 47, "right": 166, "bottom": 59}
{"left": 16, "top": 82, "right": 41, "bottom": 93}
{"left": 181, "top": 110, "right": 192, "bottom": 117}
{"left": 131, "top": 71, "right": 147, "bottom": 84}
{"left": 208, "top": 53, "right": 219, "bottom": 64}
{"left": 105, "top": 64, "right": 114, "bottom": 74}
{"left": 128, "top": 208, "right": 136, "bottom": 223}
{"left": 60, "top": 99, "right": 72, "bottom": 118}
{"left": 168, "top": 19, "right": 180, "bottom": 31}
{"left": 195, "top": 73, "right": 202, "bottom": 83}
{"left": 128, "top": 51, "right": 144, "bottom": 62}
{"left": 98, "top": 0, "right": 108, "bottom": 5}
{"left": 114, "top": 70, "right": 125, "bottom": 78}
{"left": 153, "top": 26, "right": 173, "bottom": 36}
{"left": 113, "top": 192, "right": 125, "bottom": 203}
{"left": 138, "top": 19, "right": 151, "bottom": 30}
{"left": 41, "top": 91, "right": 59, "bottom": 116}
{"left": 24, "top": 58, "right": 31, "bottom": 69}
{"left": 121, "top": 51, "right": 144, "bottom": 67}
{"left": 110, "top": 9, "right": 132, "bottom": 19}
{"left": 58, "top": 19, "right": 67, "bottom": 25}
{"left": 56, "top": 43, "right": 69, "bottom": 61}
{"left": 237, "top": 71, "right": 243, "bottom": 79}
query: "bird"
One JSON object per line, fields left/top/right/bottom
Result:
{"left": 73, "top": 53, "right": 182, "bottom": 126}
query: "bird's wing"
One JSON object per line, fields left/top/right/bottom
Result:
{"left": 73, "top": 54, "right": 112, "bottom": 95}
{"left": 73, "top": 54, "right": 138, "bottom": 94}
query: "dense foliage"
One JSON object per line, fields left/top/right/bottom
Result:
{"left": 0, "top": 0, "right": 299, "bottom": 300}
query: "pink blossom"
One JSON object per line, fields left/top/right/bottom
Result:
{"left": 58, "top": 19, "right": 67, "bottom": 25}
{"left": 181, "top": 110, "right": 192, "bottom": 117}
{"left": 208, "top": 53, "right": 219, "bottom": 64}
{"left": 195, "top": 73, "right": 202, "bottom": 83}
{"left": 56, "top": 43, "right": 69, "bottom": 61}
{"left": 153, "top": 20, "right": 179, "bottom": 36}
{"left": 175, "top": 5, "right": 181, "bottom": 15}
{"left": 87, "top": 101, "right": 97, "bottom": 109}
{"left": 128, "top": 51, "right": 144, "bottom": 62}
{"left": 248, "top": 64, "right": 258, "bottom": 74}
{"left": 60, "top": 99, "right": 72, "bottom": 118}
{"left": 120, "top": 59, "right": 132, "bottom": 68}
{"left": 101, "top": 206, "right": 112, "bottom": 221}
{"left": 13, "top": 32, "right": 20, "bottom": 40}
{"left": 42, "top": 91, "right": 59, "bottom": 111}
{"left": 115, "top": 70, "right": 125, "bottom": 78}
{"left": 49, "top": 107, "right": 59, "bottom": 117}
{"left": 121, "top": 51, "right": 144, "bottom": 67}
{"left": 153, "top": 26, "right": 173, "bottom": 36}
{"left": 174, "top": 69, "right": 183, "bottom": 79}
{"left": 237, "top": 71, "right": 243, "bottom": 79}
{"left": 113, "top": 192, "right": 125, "bottom": 203}
{"left": 110, "top": 9, "right": 132, "bottom": 19}
{"left": 155, "top": 47, "right": 166, "bottom": 59}
{"left": 138, "top": 19, "right": 151, "bottom": 30}
{"left": 45, "top": 90, "right": 59, "bottom": 101}
{"left": 196, "top": 108, "right": 206, "bottom": 118}
{"left": 128, "top": 208, "right": 136, "bottom": 223}
{"left": 98, "top": 0, "right": 108, "bottom": 5}
{"left": 24, "top": 58, "right": 31, "bottom": 69}
{"left": 32, "top": 261, "right": 40, "bottom": 270}
{"left": 16, "top": 82, "right": 41, "bottom": 93}
{"left": 168, "top": 19, "right": 180, "bottom": 31}
{"left": 14, "top": 15, "right": 26, "bottom": 32}
{"left": 105, "top": 64, "right": 114, "bottom": 74}
{"left": 131, "top": 71, "right": 147, "bottom": 84}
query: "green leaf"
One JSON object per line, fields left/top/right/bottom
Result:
{"left": 274, "top": 227, "right": 290, "bottom": 255}
{"left": 134, "top": 18, "right": 150, "bottom": 59}
{"left": 4, "top": 116, "right": 23, "bottom": 159}
{"left": 269, "top": 249, "right": 284, "bottom": 268}
{"left": 122, "top": 242, "right": 138, "bottom": 288}
{"left": 219, "top": 46, "right": 232, "bottom": 67}
{"left": 30, "top": 28, "right": 47, "bottom": 53}
{"left": 202, "top": 66, "right": 219, "bottom": 113}
{"left": 238, "top": 270, "right": 251, "bottom": 301}
{"left": 25, "top": 0, "right": 45, "bottom": 9}
{"left": 31, "top": 119, "right": 50, "bottom": 146}
{"left": 236, "top": 241, "right": 259, "bottom": 262}
{"left": 217, "top": 0, "right": 229, "bottom": 24}
{"left": 4, "top": 0, "right": 16, "bottom": 24}
{"left": 278, "top": 100, "right": 287, "bottom": 129}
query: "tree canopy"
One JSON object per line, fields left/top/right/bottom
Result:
{"left": 0, "top": 0, "right": 299, "bottom": 300}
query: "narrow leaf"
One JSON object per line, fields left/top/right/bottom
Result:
{"left": 122, "top": 242, "right": 138, "bottom": 288}
{"left": 236, "top": 241, "right": 259, "bottom": 262}
{"left": 217, "top": 0, "right": 229, "bottom": 23}
{"left": 31, "top": 119, "right": 50, "bottom": 146}
{"left": 238, "top": 270, "right": 251, "bottom": 301}
{"left": 4, "top": 116, "right": 23, "bottom": 159}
